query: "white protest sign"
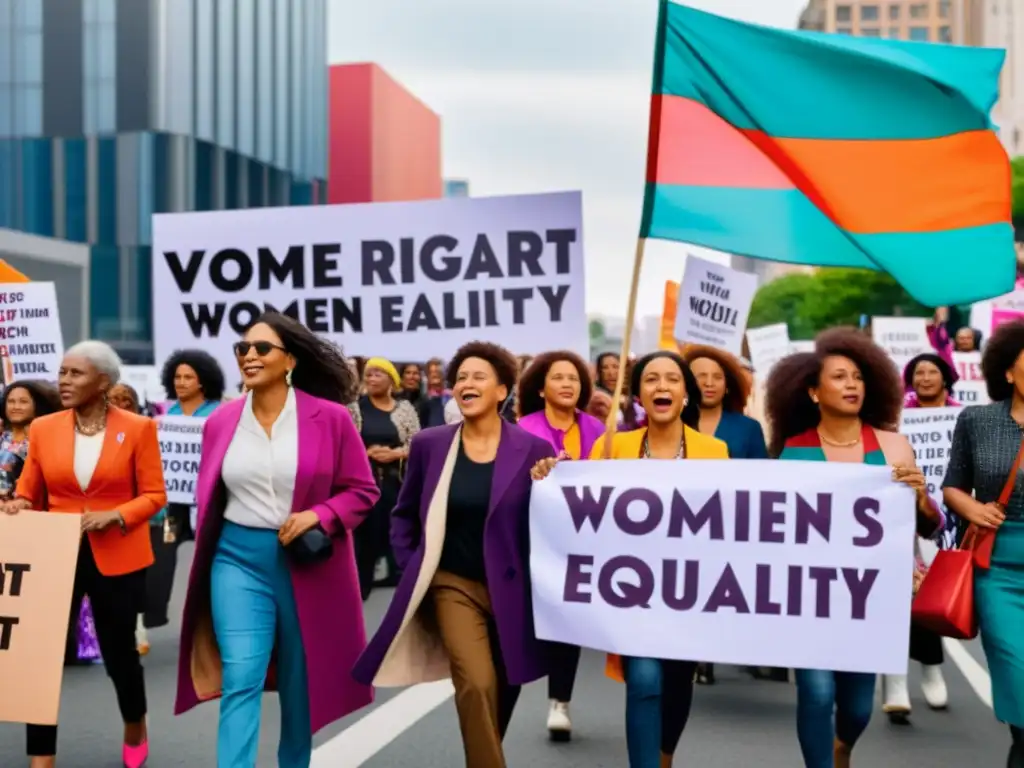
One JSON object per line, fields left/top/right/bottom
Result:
{"left": 872, "top": 317, "right": 930, "bottom": 373}
{"left": 745, "top": 323, "right": 791, "bottom": 374}
{"left": 157, "top": 416, "right": 204, "bottom": 504}
{"left": 152, "top": 192, "right": 587, "bottom": 376}
{"left": 970, "top": 289, "right": 1024, "bottom": 336}
{"left": 674, "top": 255, "right": 758, "bottom": 354}
{"left": 899, "top": 407, "right": 960, "bottom": 504}
{"left": 529, "top": 459, "right": 915, "bottom": 674}
{"left": 951, "top": 351, "right": 988, "bottom": 406}
{"left": 120, "top": 365, "right": 164, "bottom": 406}
{"left": 790, "top": 340, "right": 814, "bottom": 354}
{"left": 0, "top": 283, "right": 63, "bottom": 384}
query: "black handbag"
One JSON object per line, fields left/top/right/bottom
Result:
{"left": 285, "top": 524, "right": 334, "bottom": 564}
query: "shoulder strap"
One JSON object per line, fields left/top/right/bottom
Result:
{"left": 998, "top": 438, "right": 1024, "bottom": 507}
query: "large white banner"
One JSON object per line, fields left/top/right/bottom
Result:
{"left": 0, "top": 283, "right": 63, "bottom": 384}
{"left": 951, "top": 351, "right": 989, "bottom": 406}
{"left": 152, "top": 192, "right": 587, "bottom": 375}
{"left": 674, "top": 255, "right": 757, "bottom": 354}
{"left": 530, "top": 459, "right": 916, "bottom": 674}
{"left": 157, "top": 416, "right": 204, "bottom": 504}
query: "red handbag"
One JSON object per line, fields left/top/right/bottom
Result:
{"left": 910, "top": 435, "right": 1023, "bottom": 638}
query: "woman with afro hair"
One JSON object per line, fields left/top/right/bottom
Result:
{"left": 765, "top": 328, "right": 942, "bottom": 768}
{"left": 942, "top": 319, "right": 1024, "bottom": 767}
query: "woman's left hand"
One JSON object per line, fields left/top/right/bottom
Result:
{"left": 82, "top": 510, "right": 123, "bottom": 532}
{"left": 374, "top": 447, "right": 404, "bottom": 464}
{"left": 278, "top": 510, "right": 321, "bottom": 546}
{"left": 892, "top": 464, "right": 927, "bottom": 497}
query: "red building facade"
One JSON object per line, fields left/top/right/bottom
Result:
{"left": 328, "top": 63, "right": 443, "bottom": 204}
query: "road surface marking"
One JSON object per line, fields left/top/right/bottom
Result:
{"left": 311, "top": 680, "right": 455, "bottom": 766}
{"left": 943, "top": 638, "right": 993, "bottom": 708}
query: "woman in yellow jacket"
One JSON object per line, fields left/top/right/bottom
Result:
{"left": 532, "top": 350, "right": 728, "bottom": 768}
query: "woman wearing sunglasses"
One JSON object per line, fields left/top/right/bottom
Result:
{"left": 175, "top": 312, "right": 380, "bottom": 767}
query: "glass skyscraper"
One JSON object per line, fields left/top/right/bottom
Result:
{"left": 0, "top": 0, "right": 328, "bottom": 361}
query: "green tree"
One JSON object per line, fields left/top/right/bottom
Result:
{"left": 1013, "top": 156, "right": 1024, "bottom": 236}
{"left": 748, "top": 268, "right": 929, "bottom": 339}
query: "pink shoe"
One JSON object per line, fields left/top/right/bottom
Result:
{"left": 123, "top": 740, "right": 148, "bottom": 768}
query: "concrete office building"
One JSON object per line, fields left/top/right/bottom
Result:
{"left": 0, "top": 0, "right": 328, "bottom": 361}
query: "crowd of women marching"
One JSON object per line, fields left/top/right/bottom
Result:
{"left": 0, "top": 309, "right": 1021, "bottom": 768}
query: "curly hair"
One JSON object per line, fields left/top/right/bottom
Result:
{"left": 160, "top": 348, "right": 226, "bottom": 402}
{"left": 245, "top": 312, "right": 359, "bottom": 405}
{"left": 904, "top": 353, "right": 957, "bottom": 393}
{"left": 1, "top": 380, "right": 60, "bottom": 428}
{"left": 765, "top": 327, "right": 902, "bottom": 457}
{"left": 109, "top": 382, "right": 141, "bottom": 413}
{"left": 446, "top": 341, "right": 518, "bottom": 411}
{"left": 517, "top": 350, "right": 593, "bottom": 417}
{"left": 630, "top": 351, "right": 701, "bottom": 428}
{"left": 981, "top": 319, "right": 1024, "bottom": 402}
{"left": 683, "top": 345, "right": 751, "bottom": 413}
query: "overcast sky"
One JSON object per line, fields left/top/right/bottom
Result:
{"left": 327, "top": 0, "right": 807, "bottom": 318}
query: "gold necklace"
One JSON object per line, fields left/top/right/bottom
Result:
{"left": 75, "top": 410, "right": 107, "bottom": 436}
{"left": 817, "top": 428, "right": 861, "bottom": 448}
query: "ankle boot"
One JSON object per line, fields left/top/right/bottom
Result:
{"left": 660, "top": 753, "right": 673, "bottom": 768}
{"left": 834, "top": 738, "right": 853, "bottom": 768}
{"left": 1009, "top": 726, "right": 1024, "bottom": 768}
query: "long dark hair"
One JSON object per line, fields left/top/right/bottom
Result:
{"left": 245, "top": 312, "right": 359, "bottom": 405}
{"left": 630, "top": 351, "right": 701, "bottom": 429}
{"left": 1, "top": 380, "right": 60, "bottom": 429}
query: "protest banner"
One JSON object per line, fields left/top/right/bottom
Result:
{"left": 951, "top": 351, "right": 989, "bottom": 405}
{"left": 872, "top": 317, "right": 930, "bottom": 373}
{"left": 673, "top": 255, "right": 757, "bottom": 354}
{"left": 121, "top": 365, "right": 165, "bottom": 407}
{"left": 745, "top": 323, "right": 791, "bottom": 375}
{"left": 158, "top": 416, "right": 205, "bottom": 504}
{"left": 0, "top": 282, "right": 63, "bottom": 384}
{"left": 899, "top": 407, "right": 960, "bottom": 502}
{"left": 0, "top": 512, "right": 81, "bottom": 724}
{"left": 152, "top": 192, "right": 587, "bottom": 375}
{"left": 529, "top": 459, "right": 916, "bottom": 674}
{"left": 992, "top": 306, "right": 1024, "bottom": 333}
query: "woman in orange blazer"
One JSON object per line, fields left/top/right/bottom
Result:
{"left": 2, "top": 341, "right": 167, "bottom": 768}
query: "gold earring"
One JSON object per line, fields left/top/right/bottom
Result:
{"left": 286, "top": 368, "right": 294, "bottom": 387}
{"left": 812, "top": 396, "right": 819, "bottom": 403}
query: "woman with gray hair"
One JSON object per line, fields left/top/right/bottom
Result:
{"left": 1, "top": 340, "right": 167, "bottom": 768}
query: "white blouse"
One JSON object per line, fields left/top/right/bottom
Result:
{"left": 74, "top": 431, "right": 105, "bottom": 491}
{"left": 221, "top": 388, "right": 299, "bottom": 530}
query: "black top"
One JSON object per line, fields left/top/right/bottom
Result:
{"left": 439, "top": 439, "right": 495, "bottom": 583}
{"left": 357, "top": 396, "right": 402, "bottom": 449}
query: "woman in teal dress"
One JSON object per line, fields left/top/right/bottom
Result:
{"left": 943, "top": 320, "right": 1024, "bottom": 767}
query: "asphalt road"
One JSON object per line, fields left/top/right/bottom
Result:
{"left": 0, "top": 543, "right": 1012, "bottom": 766}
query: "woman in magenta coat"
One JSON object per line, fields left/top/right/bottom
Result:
{"left": 174, "top": 313, "right": 379, "bottom": 767}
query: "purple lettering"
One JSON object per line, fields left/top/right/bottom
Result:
{"left": 702, "top": 564, "right": 751, "bottom": 614}
{"left": 613, "top": 488, "right": 663, "bottom": 536}
{"left": 563, "top": 554, "right": 593, "bottom": 603}
{"left": 795, "top": 493, "right": 831, "bottom": 544}
{"left": 852, "top": 497, "right": 883, "bottom": 547}
{"left": 787, "top": 565, "right": 803, "bottom": 616}
{"left": 667, "top": 490, "right": 724, "bottom": 540}
{"left": 754, "top": 564, "right": 781, "bottom": 615}
{"left": 734, "top": 490, "right": 751, "bottom": 542}
{"left": 842, "top": 567, "right": 879, "bottom": 620}
{"left": 807, "top": 566, "right": 838, "bottom": 618}
{"left": 662, "top": 559, "right": 699, "bottom": 610}
{"left": 561, "top": 485, "right": 614, "bottom": 532}
{"left": 759, "top": 491, "right": 786, "bottom": 543}
{"left": 597, "top": 556, "right": 654, "bottom": 608}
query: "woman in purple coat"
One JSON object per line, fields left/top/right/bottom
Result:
{"left": 174, "top": 313, "right": 379, "bottom": 768}
{"left": 515, "top": 351, "right": 604, "bottom": 741}
{"left": 353, "top": 341, "right": 556, "bottom": 768}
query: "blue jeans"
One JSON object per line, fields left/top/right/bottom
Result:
{"left": 624, "top": 657, "right": 697, "bottom": 768}
{"left": 211, "top": 521, "right": 311, "bottom": 768}
{"left": 795, "top": 669, "right": 876, "bottom": 768}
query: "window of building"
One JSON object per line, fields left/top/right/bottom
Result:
{"left": 195, "top": 0, "right": 214, "bottom": 142}
{"left": 12, "top": 0, "right": 42, "bottom": 30}
{"left": 888, "top": 26, "right": 901, "bottom": 37}
{"left": 237, "top": 0, "right": 255, "bottom": 157}
{"left": 0, "top": 84, "right": 11, "bottom": 135}
{"left": 836, "top": 26, "right": 852, "bottom": 34}
{"left": 938, "top": 0, "right": 951, "bottom": 18}
{"left": 889, "top": 4, "right": 901, "bottom": 19}
{"left": 908, "top": 25, "right": 930, "bottom": 40}
{"left": 909, "top": 3, "right": 928, "bottom": 18}
{"left": 860, "top": 5, "right": 879, "bottom": 22}
{"left": 216, "top": 0, "right": 236, "bottom": 150}
{"left": 835, "top": 4, "right": 852, "bottom": 23}
{"left": 860, "top": 27, "right": 881, "bottom": 36}
{"left": 256, "top": 0, "right": 273, "bottom": 163}
{"left": 13, "top": 28, "right": 41, "bottom": 84}
{"left": 938, "top": 25, "right": 951, "bottom": 42}
{"left": 274, "top": 0, "right": 290, "bottom": 170}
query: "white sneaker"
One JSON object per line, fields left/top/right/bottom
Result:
{"left": 883, "top": 674, "right": 911, "bottom": 723}
{"left": 920, "top": 664, "right": 948, "bottom": 709}
{"left": 547, "top": 700, "right": 572, "bottom": 742}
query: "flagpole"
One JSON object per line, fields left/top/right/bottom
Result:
{"left": 602, "top": 237, "right": 647, "bottom": 458}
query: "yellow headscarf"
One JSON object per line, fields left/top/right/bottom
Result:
{"left": 365, "top": 357, "right": 401, "bottom": 389}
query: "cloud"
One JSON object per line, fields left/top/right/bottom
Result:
{"left": 327, "top": 0, "right": 806, "bottom": 318}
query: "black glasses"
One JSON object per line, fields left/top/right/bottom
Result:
{"left": 233, "top": 341, "right": 285, "bottom": 357}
